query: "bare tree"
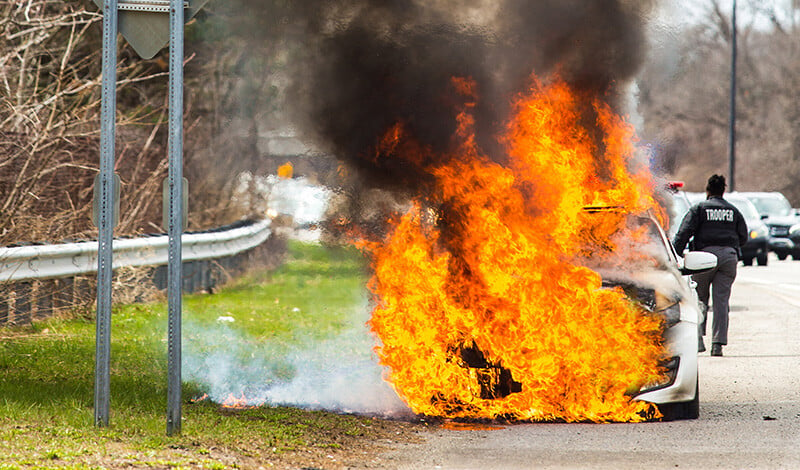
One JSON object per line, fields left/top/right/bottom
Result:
{"left": 638, "top": 0, "right": 800, "bottom": 205}
{"left": 0, "top": 0, "right": 171, "bottom": 244}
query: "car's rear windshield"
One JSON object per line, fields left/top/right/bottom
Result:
{"left": 726, "top": 197, "right": 760, "bottom": 221}
{"left": 747, "top": 195, "right": 792, "bottom": 217}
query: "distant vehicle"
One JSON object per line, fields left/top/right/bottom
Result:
{"left": 684, "top": 191, "right": 705, "bottom": 205}
{"left": 667, "top": 189, "right": 767, "bottom": 265}
{"left": 723, "top": 194, "right": 769, "bottom": 266}
{"left": 583, "top": 207, "right": 717, "bottom": 420}
{"left": 739, "top": 192, "right": 800, "bottom": 260}
{"left": 790, "top": 223, "right": 800, "bottom": 259}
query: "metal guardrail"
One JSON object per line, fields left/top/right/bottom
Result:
{"left": 0, "top": 219, "right": 272, "bottom": 282}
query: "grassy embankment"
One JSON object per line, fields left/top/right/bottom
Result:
{"left": 0, "top": 242, "right": 421, "bottom": 469}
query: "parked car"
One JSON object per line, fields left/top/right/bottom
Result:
{"left": 723, "top": 194, "right": 769, "bottom": 266}
{"left": 666, "top": 189, "right": 767, "bottom": 265}
{"left": 739, "top": 192, "right": 800, "bottom": 260}
{"left": 684, "top": 191, "right": 705, "bottom": 205}
{"left": 791, "top": 223, "right": 800, "bottom": 257}
{"left": 583, "top": 208, "right": 717, "bottom": 420}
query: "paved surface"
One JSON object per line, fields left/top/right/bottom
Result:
{"left": 380, "top": 255, "right": 800, "bottom": 469}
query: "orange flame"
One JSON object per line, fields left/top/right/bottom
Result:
{"left": 277, "top": 162, "right": 294, "bottom": 179}
{"left": 361, "top": 77, "right": 667, "bottom": 423}
{"left": 221, "top": 392, "right": 256, "bottom": 409}
{"left": 190, "top": 393, "right": 209, "bottom": 403}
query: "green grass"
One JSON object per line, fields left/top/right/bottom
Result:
{"left": 0, "top": 241, "right": 412, "bottom": 469}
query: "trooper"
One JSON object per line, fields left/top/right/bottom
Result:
{"left": 673, "top": 174, "right": 748, "bottom": 357}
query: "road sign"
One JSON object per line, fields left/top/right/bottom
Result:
{"left": 92, "top": 0, "right": 205, "bottom": 432}
{"left": 92, "top": 0, "right": 210, "bottom": 59}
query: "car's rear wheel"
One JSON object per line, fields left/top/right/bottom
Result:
{"left": 777, "top": 253, "right": 788, "bottom": 261}
{"left": 659, "top": 378, "right": 699, "bottom": 421}
{"left": 757, "top": 253, "right": 768, "bottom": 266}
{"left": 742, "top": 257, "right": 753, "bottom": 266}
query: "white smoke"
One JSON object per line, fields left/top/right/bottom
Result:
{"left": 183, "top": 298, "right": 412, "bottom": 418}
{"left": 232, "top": 172, "right": 332, "bottom": 225}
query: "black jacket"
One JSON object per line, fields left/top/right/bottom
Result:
{"left": 673, "top": 196, "right": 748, "bottom": 255}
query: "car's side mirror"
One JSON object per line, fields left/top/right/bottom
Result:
{"left": 680, "top": 251, "right": 718, "bottom": 275}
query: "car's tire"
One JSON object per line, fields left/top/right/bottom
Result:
{"left": 742, "top": 257, "right": 753, "bottom": 266}
{"left": 659, "top": 379, "right": 700, "bottom": 421}
{"left": 685, "top": 380, "right": 700, "bottom": 419}
{"left": 757, "top": 253, "right": 768, "bottom": 266}
{"left": 777, "top": 253, "right": 788, "bottom": 261}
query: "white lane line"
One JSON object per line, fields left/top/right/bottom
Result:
{"left": 743, "top": 283, "right": 800, "bottom": 308}
{"left": 737, "top": 277, "right": 800, "bottom": 290}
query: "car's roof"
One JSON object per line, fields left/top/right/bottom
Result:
{"left": 723, "top": 194, "right": 762, "bottom": 221}
{"left": 725, "top": 193, "right": 753, "bottom": 202}
{"left": 734, "top": 191, "right": 789, "bottom": 199}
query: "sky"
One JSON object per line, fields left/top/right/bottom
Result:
{"left": 657, "top": 0, "right": 797, "bottom": 29}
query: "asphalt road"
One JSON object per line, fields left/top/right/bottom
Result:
{"left": 381, "top": 254, "right": 800, "bottom": 469}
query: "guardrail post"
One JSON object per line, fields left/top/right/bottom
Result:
{"left": 78, "top": 277, "right": 96, "bottom": 309}
{"left": 152, "top": 265, "right": 165, "bottom": 290}
{"left": 201, "top": 260, "right": 211, "bottom": 292}
{"left": 0, "top": 291, "right": 9, "bottom": 324}
{"left": 181, "top": 261, "right": 194, "bottom": 293}
{"left": 53, "top": 278, "right": 74, "bottom": 314}
{"left": 15, "top": 281, "right": 33, "bottom": 325}
{"left": 35, "top": 280, "right": 52, "bottom": 320}
{"left": 193, "top": 260, "right": 203, "bottom": 292}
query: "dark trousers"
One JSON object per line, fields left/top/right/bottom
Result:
{"left": 692, "top": 245, "right": 738, "bottom": 345}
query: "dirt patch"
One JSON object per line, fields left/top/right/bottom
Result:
{"left": 255, "top": 418, "right": 430, "bottom": 470}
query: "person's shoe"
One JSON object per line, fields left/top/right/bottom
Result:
{"left": 698, "top": 338, "right": 706, "bottom": 353}
{"left": 710, "top": 343, "right": 723, "bottom": 357}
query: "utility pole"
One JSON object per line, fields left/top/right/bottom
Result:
{"left": 728, "top": 0, "right": 737, "bottom": 191}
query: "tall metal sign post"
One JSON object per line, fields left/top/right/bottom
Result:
{"left": 93, "top": 0, "right": 208, "bottom": 434}
{"left": 95, "top": 0, "right": 119, "bottom": 429}
{"left": 165, "top": 0, "right": 186, "bottom": 436}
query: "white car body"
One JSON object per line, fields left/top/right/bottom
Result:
{"left": 591, "top": 213, "right": 716, "bottom": 419}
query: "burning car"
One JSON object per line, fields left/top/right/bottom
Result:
{"left": 441, "top": 208, "right": 718, "bottom": 421}
{"left": 363, "top": 78, "right": 715, "bottom": 424}
{"left": 581, "top": 208, "right": 717, "bottom": 420}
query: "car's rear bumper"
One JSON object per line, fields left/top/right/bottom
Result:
{"left": 768, "top": 237, "right": 795, "bottom": 252}
{"left": 742, "top": 237, "right": 768, "bottom": 259}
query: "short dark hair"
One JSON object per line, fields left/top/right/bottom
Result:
{"left": 706, "top": 174, "right": 726, "bottom": 196}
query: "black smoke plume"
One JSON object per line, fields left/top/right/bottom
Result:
{"left": 285, "top": 0, "right": 656, "bottom": 221}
